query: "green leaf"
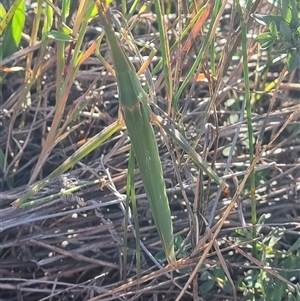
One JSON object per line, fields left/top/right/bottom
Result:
{"left": 290, "top": 0, "right": 300, "bottom": 28}
{"left": 155, "top": 249, "right": 168, "bottom": 262}
{"left": 61, "top": 22, "right": 73, "bottom": 35}
{"left": 199, "top": 279, "right": 215, "bottom": 294}
{"left": 46, "top": 30, "right": 75, "bottom": 42}
{"left": 0, "top": 3, "right": 6, "bottom": 18}
{"left": 0, "top": 147, "right": 5, "bottom": 170}
{"left": 222, "top": 145, "right": 236, "bottom": 157}
{"left": 9, "top": 0, "right": 25, "bottom": 46}
{"left": 213, "top": 267, "right": 233, "bottom": 293}
{"left": 228, "top": 113, "right": 239, "bottom": 125}
{"left": 84, "top": 1, "right": 98, "bottom": 22}
{"left": 280, "top": 20, "right": 293, "bottom": 42}
{"left": 0, "top": 147, "right": 14, "bottom": 188}
{"left": 251, "top": 13, "right": 283, "bottom": 27}
{"left": 225, "top": 98, "right": 237, "bottom": 107}
{"left": 265, "top": 227, "right": 285, "bottom": 248}
{"left": 200, "top": 271, "right": 213, "bottom": 281}
{"left": 256, "top": 32, "right": 275, "bottom": 44}
{"left": 288, "top": 237, "right": 300, "bottom": 252}
{"left": 269, "top": 20, "right": 278, "bottom": 36}
{"left": 235, "top": 228, "right": 246, "bottom": 236}
{"left": 287, "top": 50, "right": 300, "bottom": 71}
{"left": 42, "top": 0, "right": 53, "bottom": 34}
{"left": 261, "top": 39, "right": 276, "bottom": 50}
{"left": 282, "top": 1, "right": 292, "bottom": 24}
{"left": 296, "top": 25, "right": 300, "bottom": 37}
{"left": 270, "top": 279, "right": 286, "bottom": 301}
{"left": 288, "top": 292, "right": 296, "bottom": 301}
{"left": 1, "top": 0, "right": 25, "bottom": 58}
{"left": 89, "top": 4, "right": 99, "bottom": 19}
{"left": 0, "top": 0, "right": 22, "bottom": 35}
{"left": 173, "top": 236, "right": 190, "bottom": 261}
{"left": 61, "top": 0, "right": 71, "bottom": 19}
{"left": 256, "top": 214, "right": 266, "bottom": 234}
{"left": 174, "top": 236, "right": 184, "bottom": 248}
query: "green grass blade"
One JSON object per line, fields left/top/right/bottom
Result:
{"left": 95, "top": 0, "right": 175, "bottom": 263}
{"left": 238, "top": 1, "right": 257, "bottom": 256}
{"left": 127, "top": 148, "right": 141, "bottom": 280}
{"left": 121, "top": 99, "right": 176, "bottom": 264}
{"left": 153, "top": 0, "right": 172, "bottom": 110}
{"left": 0, "top": 0, "right": 23, "bottom": 35}
{"left": 19, "top": 179, "right": 102, "bottom": 208}
{"left": 29, "top": 0, "right": 96, "bottom": 184}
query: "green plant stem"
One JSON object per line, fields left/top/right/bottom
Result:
{"left": 153, "top": 0, "right": 172, "bottom": 112}
{"left": 127, "top": 148, "right": 141, "bottom": 281}
{"left": 239, "top": 2, "right": 257, "bottom": 257}
{"left": 209, "top": 0, "right": 221, "bottom": 76}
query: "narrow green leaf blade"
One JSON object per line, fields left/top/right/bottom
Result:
{"left": 95, "top": 0, "right": 176, "bottom": 263}
{"left": 46, "top": 30, "right": 75, "bottom": 42}
{"left": 1, "top": 0, "right": 25, "bottom": 58}
{"left": 122, "top": 102, "right": 176, "bottom": 263}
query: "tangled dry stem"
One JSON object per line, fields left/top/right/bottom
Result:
{"left": 1, "top": 1, "right": 300, "bottom": 300}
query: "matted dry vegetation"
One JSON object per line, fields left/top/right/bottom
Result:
{"left": 1, "top": 0, "right": 300, "bottom": 300}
